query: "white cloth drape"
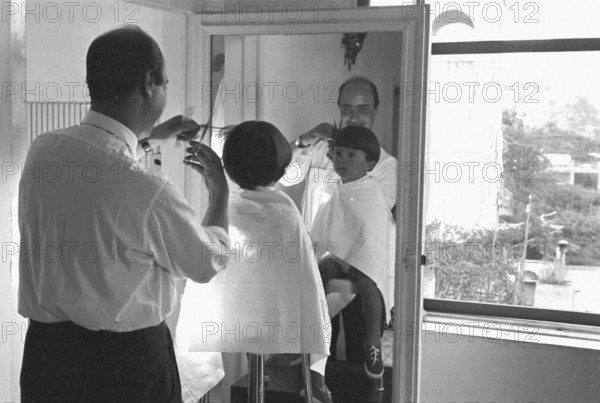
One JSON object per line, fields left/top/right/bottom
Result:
{"left": 310, "top": 175, "right": 396, "bottom": 322}
{"left": 176, "top": 187, "right": 330, "bottom": 401}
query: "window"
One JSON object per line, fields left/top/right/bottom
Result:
{"left": 419, "top": 0, "right": 600, "bottom": 325}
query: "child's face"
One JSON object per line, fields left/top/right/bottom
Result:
{"left": 332, "top": 146, "right": 375, "bottom": 183}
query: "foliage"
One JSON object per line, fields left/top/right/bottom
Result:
{"left": 543, "top": 183, "right": 600, "bottom": 214}
{"left": 432, "top": 261, "right": 515, "bottom": 303}
{"left": 502, "top": 106, "right": 600, "bottom": 266}
{"left": 557, "top": 210, "right": 600, "bottom": 266}
{"left": 425, "top": 222, "right": 515, "bottom": 303}
{"left": 503, "top": 107, "right": 600, "bottom": 163}
{"left": 429, "top": 100, "right": 600, "bottom": 303}
{"left": 502, "top": 109, "right": 549, "bottom": 181}
{"left": 551, "top": 96, "right": 600, "bottom": 139}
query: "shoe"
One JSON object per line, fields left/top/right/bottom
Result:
{"left": 364, "top": 344, "right": 384, "bottom": 379}
{"left": 299, "top": 385, "right": 333, "bottom": 403}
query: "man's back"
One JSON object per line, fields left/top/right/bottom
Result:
{"left": 19, "top": 114, "right": 225, "bottom": 330}
{"left": 19, "top": 122, "right": 168, "bottom": 327}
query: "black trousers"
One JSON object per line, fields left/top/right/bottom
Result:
{"left": 21, "top": 319, "right": 182, "bottom": 403}
{"left": 329, "top": 296, "right": 366, "bottom": 364}
{"left": 330, "top": 295, "right": 387, "bottom": 364}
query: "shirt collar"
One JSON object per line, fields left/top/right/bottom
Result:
{"left": 81, "top": 110, "right": 139, "bottom": 159}
{"left": 339, "top": 173, "right": 371, "bottom": 188}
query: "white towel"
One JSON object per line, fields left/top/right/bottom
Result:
{"left": 175, "top": 347, "right": 225, "bottom": 403}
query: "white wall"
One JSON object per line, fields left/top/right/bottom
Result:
{"left": 24, "top": 2, "right": 190, "bottom": 194}
{"left": 421, "top": 332, "right": 600, "bottom": 402}
{"left": 26, "top": 5, "right": 184, "bottom": 103}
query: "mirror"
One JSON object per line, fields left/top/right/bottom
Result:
{"left": 189, "top": 6, "right": 429, "bottom": 402}
{"left": 208, "top": 32, "right": 402, "bottom": 159}
{"left": 210, "top": 32, "right": 403, "bottom": 400}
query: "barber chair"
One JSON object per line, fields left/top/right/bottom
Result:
{"left": 246, "top": 353, "right": 314, "bottom": 403}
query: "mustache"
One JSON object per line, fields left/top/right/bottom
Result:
{"left": 344, "top": 121, "right": 366, "bottom": 127}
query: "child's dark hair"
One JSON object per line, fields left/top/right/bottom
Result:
{"left": 331, "top": 126, "right": 380, "bottom": 164}
{"left": 222, "top": 121, "right": 292, "bottom": 190}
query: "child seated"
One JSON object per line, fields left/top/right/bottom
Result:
{"left": 310, "top": 125, "right": 395, "bottom": 380}
{"left": 176, "top": 121, "right": 332, "bottom": 403}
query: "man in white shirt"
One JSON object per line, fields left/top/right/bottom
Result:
{"left": 19, "top": 26, "right": 229, "bottom": 403}
{"left": 280, "top": 76, "right": 398, "bottom": 365}
{"left": 280, "top": 76, "right": 397, "bottom": 228}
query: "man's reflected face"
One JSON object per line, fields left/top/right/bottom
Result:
{"left": 339, "top": 80, "right": 378, "bottom": 129}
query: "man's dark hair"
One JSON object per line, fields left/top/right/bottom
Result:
{"left": 331, "top": 125, "right": 380, "bottom": 164}
{"left": 222, "top": 121, "right": 292, "bottom": 190}
{"left": 337, "top": 76, "right": 380, "bottom": 109}
{"left": 86, "top": 25, "right": 165, "bottom": 103}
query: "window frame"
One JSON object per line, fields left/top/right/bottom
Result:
{"left": 190, "top": 6, "right": 431, "bottom": 402}
{"left": 424, "top": 36, "right": 600, "bottom": 328}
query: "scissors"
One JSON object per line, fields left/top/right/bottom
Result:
{"left": 198, "top": 107, "right": 214, "bottom": 143}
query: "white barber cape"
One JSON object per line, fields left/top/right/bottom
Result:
{"left": 280, "top": 141, "right": 397, "bottom": 229}
{"left": 176, "top": 187, "right": 330, "bottom": 400}
{"left": 310, "top": 175, "right": 395, "bottom": 322}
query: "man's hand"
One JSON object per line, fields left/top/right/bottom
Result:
{"left": 184, "top": 141, "right": 228, "bottom": 230}
{"left": 149, "top": 115, "right": 200, "bottom": 145}
{"left": 184, "top": 141, "right": 227, "bottom": 194}
{"left": 295, "top": 122, "right": 335, "bottom": 148}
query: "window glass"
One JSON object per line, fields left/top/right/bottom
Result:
{"left": 424, "top": 51, "right": 600, "bottom": 314}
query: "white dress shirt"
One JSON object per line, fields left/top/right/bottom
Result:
{"left": 280, "top": 139, "right": 397, "bottom": 228}
{"left": 18, "top": 111, "right": 230, "bottom": 331}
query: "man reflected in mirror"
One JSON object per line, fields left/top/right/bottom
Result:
{"left": 279, "top": 76, "right": 398, "bottom": 366}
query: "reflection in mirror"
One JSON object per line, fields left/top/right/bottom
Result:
{"left": 207, "top": 32, "right": 403, "bottom": 402}
{"left": 209, "top": 32, "right": 402, "bottom": 158}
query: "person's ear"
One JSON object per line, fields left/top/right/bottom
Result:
{"left": 143, "top": 70, "right": 155, "bottom": 98}
{"left": 373, "top": 107, "right": 379, "bottom": 119}
{"left": 366, "top": 159, "right": 376, "bottom": 172}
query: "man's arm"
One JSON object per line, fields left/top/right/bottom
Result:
{"left": 279, "top": 122, "right": 335, "bottom": 187}
{"left": 145, "top": 142, "right": 230, "bottom": 284}
{"left": 146, "top": 181, "right": 229, "bottom": 284}
{"left": 184, "top": 142, "right": 228, "bottom": 231}
{"left": 137, "top": 115, "right": 200, "bottom": 156}
{"left": 290, "top": 122, "right": 335, "bottom": 150}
